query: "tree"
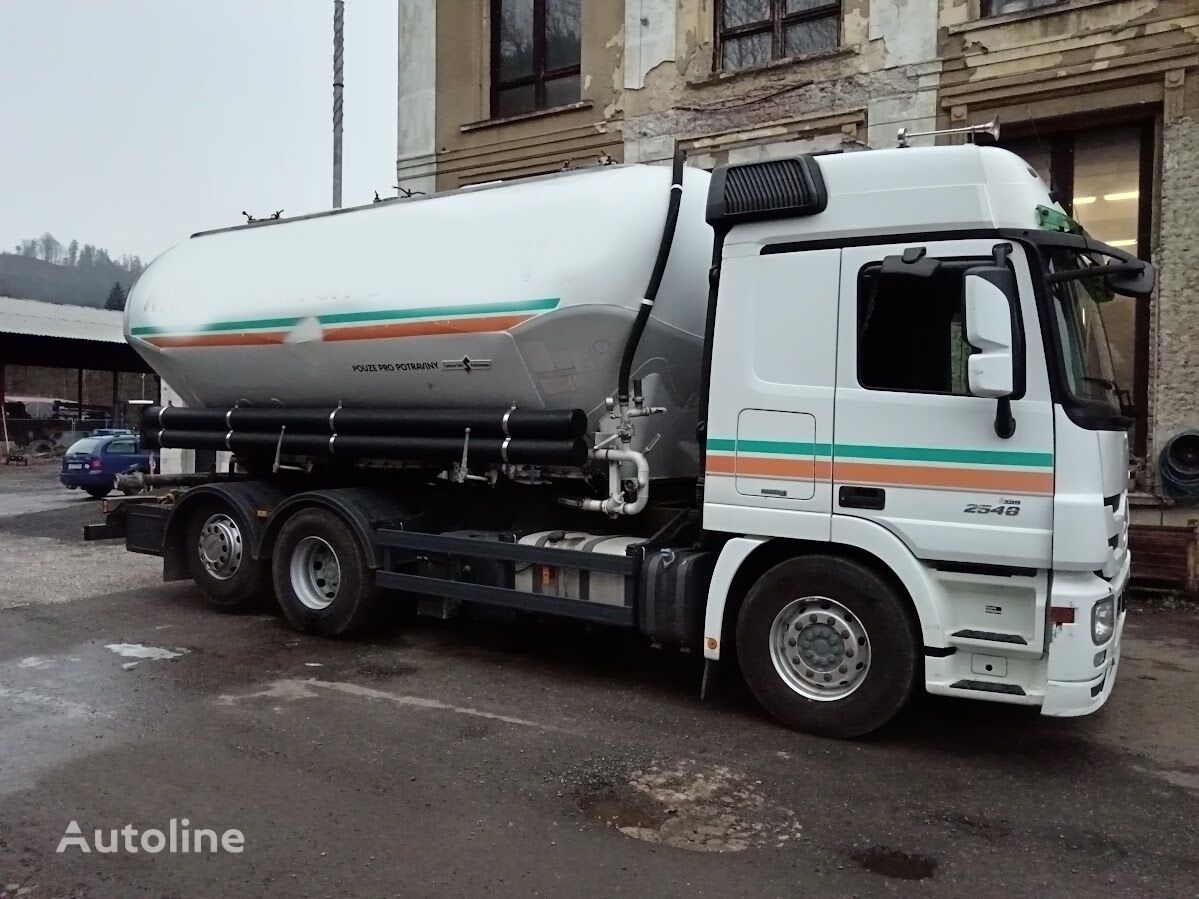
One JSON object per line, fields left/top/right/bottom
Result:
{"left": 17, "top": 239, "right": 38, "bottom": 257}
{"left": 38, "top": 232, "right": 61, "bottom": 264}
{"left": 65, "top": 239, "right": 79, "bottom": 267}
{"left": 104, "top": 281, "right": 127, "bottom": 311}
{"left": 78, "top": 244, "right": 95, "bottom": 267}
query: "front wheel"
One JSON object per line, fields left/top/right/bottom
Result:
{"left": 272, "top": 508, "right": 380, "bottom": 638}
{"left": 736, "top": 555, "right": 919, "bottom": 738}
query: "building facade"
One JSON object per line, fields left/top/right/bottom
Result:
{"left": 397, "top": 0, "right": 1198, "bottom": 512}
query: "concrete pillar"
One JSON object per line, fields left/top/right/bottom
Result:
{"left": 1148, "top": 69, "right": 1199, "bottom": 486}
{"left": 397, "top": 0, "right": 437, "bottom": 195}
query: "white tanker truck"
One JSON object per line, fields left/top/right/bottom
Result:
{"left": 92, "top": 140, "right": 1155, "bottom": 737}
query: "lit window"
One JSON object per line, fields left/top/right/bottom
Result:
{"left": 717, "top": 0, "right": 840, "bottom": 73}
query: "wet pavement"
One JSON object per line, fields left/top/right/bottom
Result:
{"left": 1, "top": 464, "right": 1198, "bottom": 897}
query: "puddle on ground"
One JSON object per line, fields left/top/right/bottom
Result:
{"left": 576, "top": 760, "right": 803, "bottom": 853}
{"left": 849, "top": 846, "right": 938, "bottom": 880}
{"left": 104, "top": 643, "right": 188, "bottom": 661}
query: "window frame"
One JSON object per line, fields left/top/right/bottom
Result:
{"left": 715, "top": 0, "right": 841, "bottom": 73}
{"left": 999, "top": 116, "right": 1154, "bottom": 457}
{"left": 979, "top": 0, "right": 1065, "bottom": 18}
{"left": 489, "top": 0, "right": 582, "bottom": 118}
{"left": 855, "top": 255, "right": 1025, "bottom": 400}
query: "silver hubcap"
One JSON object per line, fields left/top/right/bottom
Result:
{"left": 198, "top": 514, "right": 243, "bottom": 580}
{"left": 769, "top": 596, "right": 871, "bottom": 701}
{"left": 290, "top": 536, "right": 341, "bottom": 611}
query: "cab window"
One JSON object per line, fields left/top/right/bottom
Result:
{"left": 857, "top": 261, "right": 976, "bottom": 395}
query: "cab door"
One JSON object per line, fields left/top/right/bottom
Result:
{"left": 703, "top": 244, "right": 840, "bottom": 542}
{"left": 832, "top": 240, "right": 1055, "bottom": 569}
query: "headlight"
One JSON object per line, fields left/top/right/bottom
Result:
{"left": 1091, "top": 596, "right": 1115, "bottom": 644}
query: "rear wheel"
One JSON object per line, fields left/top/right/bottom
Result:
{"left": 272, "top": 508, "right": 380, "bottom": 638}
{"left": 185, "top": 501, "right": 269, "bottom": 611}
{"left": 736, "top": 555, "right": 918, "bottom": 738}
{"left": 85, "top": 486, "right": 110, "bottom": 499}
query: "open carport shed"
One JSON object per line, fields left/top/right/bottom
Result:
{"left": 0, "top": 296, "right": 157, "bottom": 431}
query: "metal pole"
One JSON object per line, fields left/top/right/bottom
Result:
{"left": 332, "top": 0, "right": 344, "bottom": 208}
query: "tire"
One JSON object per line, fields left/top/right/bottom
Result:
{"left": 272, "top": 508, "right": 380, "bottom": 638}
{"left": 735, "top": 555, "right": 919, "bottom": 739}
{"left": 184, "top": 500, "right": 270, "bottom": 611}
{"left": 85, "top": 487, "right": 111, "bottom": 499}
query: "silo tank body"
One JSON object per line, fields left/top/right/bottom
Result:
{"left": 126, "top": 164, "right": 714, "bottom": 478}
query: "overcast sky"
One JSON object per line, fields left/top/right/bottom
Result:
{"left": 1, "top": 0, "right": 398, "bottom": 262}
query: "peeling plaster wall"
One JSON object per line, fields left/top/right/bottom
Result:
{"left": 622, "top": 0, "right": 941, "bottom": 165}
{"left": 1151, "top": 79, "right": 1199, "bottom": 467}
{"left": 396, "top": 0, "right": 437, "bottom": 194}
{"left": 625, "top": 0, "right": 676, "bottom": 89}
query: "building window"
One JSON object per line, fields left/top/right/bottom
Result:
{"left": 491, "top": 0, "right": 581, "bottom": 118}
{"left": 857, "top": 261, "right": 979, "bottom": 396}
{"left": 1001, "top": 121, "right": 1153, "bottom": 457}
{"left": 981, "top": 0, "right": 1063, "bottom": 16}
{"left": 717, "top": 0, "right": 840, "bottom": 73}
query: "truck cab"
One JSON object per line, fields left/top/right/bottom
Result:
{"left": 699, "top": 145, "right": 1150, "bottom": 734}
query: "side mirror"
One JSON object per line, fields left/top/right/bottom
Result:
{"left": 1107, "top": 261, "right": 1155, "bottom": 299}
{"left": 965, "top": 265, "right": 1019, "bottom": 439}
{"left": 964, "top": 267, "right": 1016, "bottom": 398}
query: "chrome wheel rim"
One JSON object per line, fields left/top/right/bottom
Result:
{"left": 769, "top": 596, "right": 871, "bottom": 701}
{"left": 290, "top": 536, "right": 341, "bottom": 611}
{"left": 198, "top": 514, "right": 243, "bottom": 581}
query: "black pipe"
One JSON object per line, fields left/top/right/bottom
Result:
{"left": 155, "top": 429, "right": 588, "bottom": 467}
{"left": 618, "top": 148, "right": 686, "bottom": 402}
{"left": 142, "top": 405, "right": 587, "bottom": 439}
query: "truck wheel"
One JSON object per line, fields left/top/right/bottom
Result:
{"left": 272, "top": 508, "right": 380, "bottom": 638}
{"left": 185, "top": 501, "right": 269, "bottom": 611}
{"left": 735, "top": 555, "right": 918, "bottom": 739}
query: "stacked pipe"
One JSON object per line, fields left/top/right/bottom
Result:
{"left": 140, "top": 405, "right": 589, "bottom": 467}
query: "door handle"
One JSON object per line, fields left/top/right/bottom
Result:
{"left": 839, "top": 485, "right": 885, "bottom": 510}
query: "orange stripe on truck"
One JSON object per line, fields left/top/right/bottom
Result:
{"left": 321, "top": 314, "right": 533, "bottom": 342}
{"left": 145, "top": 314, "right": 536, "bottom": 348}
{"left": 706, "top": 455, "right": 830, "bottom": 480}
{"left": 705, "top": 454, "right": 1054, "bottom": 495}
{"left": 832, "top": 461, "right": 1053, "bottom": 495}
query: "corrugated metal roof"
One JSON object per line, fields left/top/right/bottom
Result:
{"left": 0, "top": 296, "right": 126, "bottom": 343}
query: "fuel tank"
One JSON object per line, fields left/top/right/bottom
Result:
{"left": 126, "top": 164, "right": 713, "bottom": 478}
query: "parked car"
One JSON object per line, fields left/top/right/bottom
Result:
{"left": 60, "top": 435, "right": 151, "bottom": 499}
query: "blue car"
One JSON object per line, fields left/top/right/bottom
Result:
{"left": 60, "top": 434, "right": 151, "bottom": 499}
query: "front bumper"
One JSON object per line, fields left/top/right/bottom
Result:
{"left": 1040, "top": 554, "right": 1130, "bottom": 718}
{"left": 1041, "top": 604, "right": 1124, "bottom": 717}
{"left": 60, "top": 472, "right": 111, "bottom": 490}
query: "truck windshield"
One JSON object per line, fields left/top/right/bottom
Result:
{"left": 1045, "top": 249, "right": 1120, "bottom": 410}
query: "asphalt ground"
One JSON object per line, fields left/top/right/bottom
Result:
{"left": 1, "top": 461, "right": 1197, "bottom": 897}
